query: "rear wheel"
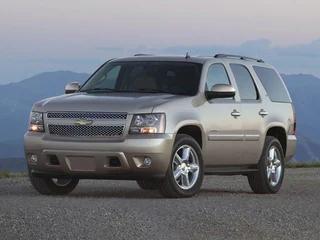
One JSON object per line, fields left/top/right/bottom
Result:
{"left": 29, "top": 171, "right": 79, "bottom": 195}
{"left": 160, "top": 134, "right": 203, "bottom": 198}
{"left": 248, "top": 136, "right": 285, "bottom": 194}
{"left": 136, "top": 179, "right": 161, "bottom": 190}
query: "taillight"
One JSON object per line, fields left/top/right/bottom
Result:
{"left": 289, "top": 110, "right": 296, "bottom": 135}
{"left": 293, "top": 111, "right": 297, "bottom": 135}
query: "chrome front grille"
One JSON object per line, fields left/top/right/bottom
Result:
{"left": 46, "top": 112, "right": 127, "bottom": 138}
{"left": 48, "top": 125, "right": 124, "bottom": 137}
{"left": 47, "top": 112, "right": 127, "bottom": 120}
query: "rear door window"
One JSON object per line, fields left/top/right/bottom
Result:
{"left": 253, "top": 66, "right": 291, "bottom": 103}
{"left": 230, "top": 64, "right": 259, "bottom": 100}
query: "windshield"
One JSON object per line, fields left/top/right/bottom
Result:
{"left": 81, "top": 61, "right": 202, "bottom": 96}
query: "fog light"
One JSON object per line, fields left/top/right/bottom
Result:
{"left": 143, "top": 157, "right": 152, "bottom": 166}
{"left": 29, "top": 154, "right": 38, "bottom": 165}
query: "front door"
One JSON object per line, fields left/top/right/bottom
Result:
{"left": 202, "top": 63, "right": 244, "bottom": 167}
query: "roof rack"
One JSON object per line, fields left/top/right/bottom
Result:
{"left": 214, "top": 54, "right": 264, "bottom": 63}
{"left": 134, "top": 53, "right": 153, "bottom": 56}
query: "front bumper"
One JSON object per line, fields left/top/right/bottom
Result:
{"left": 24, "top": 132, "right": 174, "bottom": 179}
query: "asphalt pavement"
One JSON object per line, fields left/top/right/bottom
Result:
{"left": 0, "top": 168, "right": 319, "bottom": 240}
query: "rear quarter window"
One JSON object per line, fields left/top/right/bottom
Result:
{"left": 253, "top": 66, "right": 291, "bottom": 103}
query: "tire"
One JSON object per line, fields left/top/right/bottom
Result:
{"left": 159, "top": 134, "right": 203, "bottom": 198}
{"left": 29, "top": 171, "right": 79, "bottom": 195}
{"left": 136, "top": 179, "right": 161, "bottom": 190}
{"left": 248, "top": 136, "right": 285, "bottom": 194}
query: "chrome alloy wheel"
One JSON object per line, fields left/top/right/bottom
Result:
{"left": 51, "top": 178, "right": 72, "bottom": 187}
{"left": 266, "top": 146, "right": 282, "bottom": 187}
{"left": 172, "top": 145, "right": 200, "bottom": 190}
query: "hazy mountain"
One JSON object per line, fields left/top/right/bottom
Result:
{"left": 4, "top": 38, "right": 320, "bottom": 85}
{"left": 0, "top": 71, "right": 89, "bottom": 160}
{"left": 282, "top": 74, "right": 320, "bottom": 161}
{"left": 0, "top": 70, "right": 319, "bottom": 171}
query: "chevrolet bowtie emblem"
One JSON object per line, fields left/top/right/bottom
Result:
{"left": 74, "top": 119, "right": 93, "bottom": 126}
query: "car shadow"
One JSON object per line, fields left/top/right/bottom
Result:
{"left": 0, "top": 180, "right": 253, "bottom": 199}
{"left": 70, "top": 187, "right": 163, "bottom": 199}
{"left": 64, "top": 187, "right": 254, "bottom": 199}
{"left": 200, "top": 188, "right": 253, "bottom": 195}
{"left": 0, "top": 187, "right": 164, "bottom": 199}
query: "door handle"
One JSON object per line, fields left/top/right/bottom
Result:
{"left": 259, "top": 109, "right": 269, "bottom": 117}
{"left": 231, "top": 110, "right": 241, "bottom": 118}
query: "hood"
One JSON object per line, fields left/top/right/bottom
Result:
{"left": 33, "top": 92, "right": 185, "bottom": 113}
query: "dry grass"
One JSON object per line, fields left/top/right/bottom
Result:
{"left": 286, "top": 161, "right": 320, "bottom": 168}
{"left": 0, "top": 171, "right": 27, "bottom": 179}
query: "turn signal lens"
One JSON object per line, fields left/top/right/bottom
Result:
{"left": 140, "top": 127, "right": 158, "bottom": 134}
{"left": 29, "top": 111, "right": 44, "bottom": 132}
{"left": 29, "top": 124, "right": 44, "bottom": 132}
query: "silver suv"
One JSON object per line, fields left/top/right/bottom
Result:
{"left": 24, "top": 54, "right": 297, "bottom": 197}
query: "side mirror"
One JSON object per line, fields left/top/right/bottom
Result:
{"left": 65, "top": 82, "right": 80, "bottom": 94}
{"left": 205, "top": 84, "right": 236, "bottom": 100}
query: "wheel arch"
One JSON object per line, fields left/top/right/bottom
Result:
{"left": 175, "top": 123, "right": 204, "bottom": 148}
{"left": 265, "top": 126, "right": 287, "bottom": 156}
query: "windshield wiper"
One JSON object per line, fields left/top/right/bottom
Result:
{"left": 81, "top": 87, "right": 116, "bottom": 93}
{"left": 135, "top": 88, "right": 189, "bottom": 95}
{"left": 135, "top": 88, "right": 173, "bottom": 94}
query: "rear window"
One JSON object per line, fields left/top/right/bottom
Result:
{"left": 253, "top": 66, "right": 291, "bottom": 103}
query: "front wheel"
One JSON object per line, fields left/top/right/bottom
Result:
{"left": 159, "top": 134, "right": 203, "bottom": 198}
{"left": 29, "top": 171, "right": 79, "bottom": 195}
{"left": 248, "top": 136, "right": 285, "bottom": 194}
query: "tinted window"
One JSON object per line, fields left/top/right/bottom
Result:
{"left": 206, "top": 64, "right": 230, "bottom": 90}
{"left": 253, "top": 66, "right": 291, "bottom": 102}
{"left": 230, "top": 64, "right": 258, "bottom": 100}
{"left": 90, "top": 65, "right": 121, "bottom": 89}
{"left": 81, "top": 62, "right": 202, "bottom": 96}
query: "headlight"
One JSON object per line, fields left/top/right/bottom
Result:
{"left": 29, "top": 111, "right": 44, "bottom": 132}
{"left": 129, "top": 113, "right": 165, "bottom": 134}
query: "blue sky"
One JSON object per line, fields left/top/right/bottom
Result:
{"left": 1, "top": 0, "right": 320, "bottom": 83}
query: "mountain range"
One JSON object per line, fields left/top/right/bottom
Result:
{"left": 0, "top": 71, "right": 319, "bottom": 171}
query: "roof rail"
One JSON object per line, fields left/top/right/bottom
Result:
{"left": 134, "top": 53, "right": 153, "bottom": 56}
{"left": 214, "top": 54, "right": 264, "bottom": 63}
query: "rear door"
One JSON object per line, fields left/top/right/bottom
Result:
{"left": 229, "top": 63, "right": 265, "bottom": 164}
